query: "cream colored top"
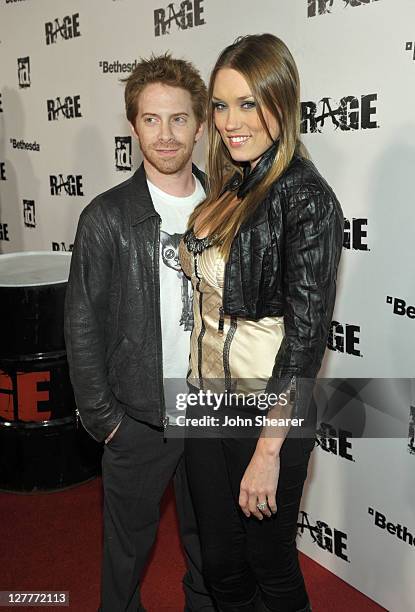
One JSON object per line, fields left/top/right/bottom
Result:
{"left": 179, "top": 240, "right": 285, "bottom": 395}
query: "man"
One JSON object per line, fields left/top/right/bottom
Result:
{"left": 64, "top": 54, "right": 213, "bottom": 612}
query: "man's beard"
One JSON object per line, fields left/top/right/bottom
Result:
{"left": 141, "top": 141, "right": 191, "bottom": 175}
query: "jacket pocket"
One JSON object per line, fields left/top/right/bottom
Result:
{"left": 105, "top": 413, "right": 130, "bottom": 449}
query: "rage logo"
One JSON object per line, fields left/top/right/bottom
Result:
{"left": 52, "top": 242, "right": 74, "bottom": 251}
{"left": 297, "top": 511, "right": 349, "bottom": 561}
{"left": 308, "top": 0, "right": 380, "bottom": 17}
{"left": 328, "top": 321, "right": 361, "bottom": 357}
{"left": 308, "top": 0, "right": 334, "bottom": 14}
{"left": 45, "top": 13, "right": 81, "bottom": 45}
{"left": 50, "top": 174, "right": 84, "bottom": 196}
{"left": 0, "top": 370, "right": 51, "bottom": 422}
{"left": 343, "top": 218, "right": 369, "bottom": 251}
{"left": 316, "top": 422, "right": 354, "bottom": 461}
{"left": 0, "top": 223, "right": 10, "bottom": 241}
{"left": 47, "top": 95, "right": 82, "bottom": 121}
{"left": 301, "top": 94, "right": 378, "bottom": 133}
{"left": 154, "top": 0, "right": 205, "bottom": 36}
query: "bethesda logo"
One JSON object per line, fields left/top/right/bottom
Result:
{"left": 386, "top": 296, "right": 415, "bottom": 320}
{"left": 369, "top": 508, "right": 415, "bottom": 548}
{"left": 99, "top": 60, "right": 139, "bottom": 74}
{"left": 10, "top": 138, "right": 40, "bottom": 152}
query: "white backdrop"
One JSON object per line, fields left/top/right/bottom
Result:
{"left": 1, "top": 1, "right": 414, "bottom": 610}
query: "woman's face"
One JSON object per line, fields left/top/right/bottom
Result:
{"left": 212, "top": 68, "right": 279, "bottom": 168}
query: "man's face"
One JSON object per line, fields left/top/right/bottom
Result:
{"left": 131, "top": 82, "right": 203, "bottom": 175}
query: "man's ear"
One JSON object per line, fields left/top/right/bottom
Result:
{"left": 130, "top": 121, "right": 139, "bottom": 142}
{"left": 194, "top": 121, "right": 205, "bottom": 143}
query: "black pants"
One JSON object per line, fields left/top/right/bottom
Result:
{"left": 101, "top": 413, "right": 214, "bottom": 612}
{"left": 184, "top": 405, "right": 314, "bottom": 612}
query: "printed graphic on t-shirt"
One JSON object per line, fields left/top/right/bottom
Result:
{"left": 160, "top": 230, "right": 193, "bottom": 331}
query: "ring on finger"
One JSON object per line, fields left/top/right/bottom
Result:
{"left": 256, "top": 501, "right": 268, "bottom": 511}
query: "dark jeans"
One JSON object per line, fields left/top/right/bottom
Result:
{"left": 101, "top": 413, "right": 214, "bottom": 612}
{"left": 184, "top": 400, "right": 315, "bottom": 612}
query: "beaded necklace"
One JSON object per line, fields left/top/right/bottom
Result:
{"left": 183, "top": 227, "right": 219, "bottom": 255}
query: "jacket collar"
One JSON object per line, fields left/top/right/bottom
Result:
{"left": 129, "top": 162, "right": 206, "bottom": 226}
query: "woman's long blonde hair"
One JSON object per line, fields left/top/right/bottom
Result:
{"left": 188, "top": 33, "right": 308, "bottom": 258}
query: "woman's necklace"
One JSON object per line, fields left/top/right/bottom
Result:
{"left": 183, "top": 228, "right": 219, "bottom": 255}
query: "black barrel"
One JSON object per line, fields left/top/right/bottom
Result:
{"left": 0, "top": 251, "right": 102, "bottom": 492}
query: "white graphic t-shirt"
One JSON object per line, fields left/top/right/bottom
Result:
{"left": 147, "top": 174, "right": 205, "bottom": 424}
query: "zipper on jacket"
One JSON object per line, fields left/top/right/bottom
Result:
{"left": 74, "top": 406, "right": 100, "bottom": 443}
{"left": 289, "top": 375, "right": 297, "bottom": 404}
{"left": 194, "top": 254, "right": 206, "bottom": 391}
{"left": 154, "top": 216, "right": 167, "bottom": 433}
{"left": 218, "top": 307, "right": 225, "bottom": 335}
{"left": 223, "top": 315, "right": 238, "bottom": 392}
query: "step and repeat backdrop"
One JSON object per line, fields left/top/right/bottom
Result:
{"left": 0, "top": 0, "right": 414, "bottom": 609}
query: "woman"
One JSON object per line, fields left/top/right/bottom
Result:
{"left": 179, "top": 34, "right": 344, "bottom": 612}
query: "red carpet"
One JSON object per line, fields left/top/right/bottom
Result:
{"left": 0, "top": 478, "right": 385, "bottom": 612}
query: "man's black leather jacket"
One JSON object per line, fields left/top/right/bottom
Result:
{"left": 64, "top": 155, "right": 343, "bottom": 443}
{"left": 64, "top": 163, "right": 206, "bottom": 442}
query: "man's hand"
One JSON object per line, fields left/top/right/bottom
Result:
{"left": 239, "top": 446, "right": 280, "bottom": 520}
{"left": 104, "top": 419, "right": 123, "bottom": 445}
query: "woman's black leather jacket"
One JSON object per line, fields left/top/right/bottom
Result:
{"left": 222, "top": 153, "right": 344, "bottom": 420}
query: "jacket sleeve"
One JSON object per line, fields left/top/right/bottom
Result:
{"left": 266, "top": 188, "right": 344, "bottom": 419}
{"left": 64, "top": 208, "right": 125, "bottom": 442}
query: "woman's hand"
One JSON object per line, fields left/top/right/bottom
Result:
{"left": 239, "top": 444, "right": 280, "bottom": 520}
{"left": 239, "top": 398, "right": 293, "bottom": 519}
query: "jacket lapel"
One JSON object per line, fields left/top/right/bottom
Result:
{"left": 128, "top": 162, "right": 207, "bottom": 226}
{"left": 129, "top": 164, "right": 157, "bottom": 226}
